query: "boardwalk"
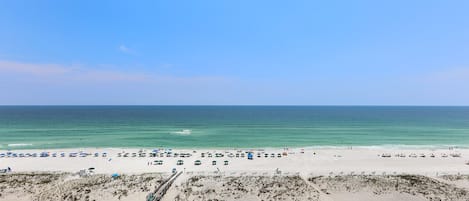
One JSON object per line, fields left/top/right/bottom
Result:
{"left": 146, "top": 171, "right": 182, "bottom": 201}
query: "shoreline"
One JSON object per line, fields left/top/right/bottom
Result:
{"left": 2, "top": 144, "right": 469, "bottom": 151}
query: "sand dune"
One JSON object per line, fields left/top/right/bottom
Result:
{"left": 166, "top": 174, "right": 469, "bottom": 201}
{"left": 0, "top": 173, "right": 166, "bottom": 201}
{"left": 309, "top": 175, "right": 469, "bottom": 201}
{"left": 2, "top": 172, "right": 469, "bottom": 201}
{"left": 172, "top": 175, "right": 319, "bottom": 201}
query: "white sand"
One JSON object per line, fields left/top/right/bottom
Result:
{"left": 2, "top": 148, "right": 469, "bottom": 201}
{"left": 1, "top": 147, "right": 468, "bottom": 176}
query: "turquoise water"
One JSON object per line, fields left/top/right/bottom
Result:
{"left": 1, "top": 106, "right": 469, "bottom": 149}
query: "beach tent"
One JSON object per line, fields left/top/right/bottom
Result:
{"left": 247, "top": 152, "right": 253, "bottom": 160}
{"left": 112, "top": 173, "right": 120, "bottom": 179}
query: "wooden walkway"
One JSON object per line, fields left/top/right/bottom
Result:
{"left": 146, "top": 171, "right": 182, "bottom": 201}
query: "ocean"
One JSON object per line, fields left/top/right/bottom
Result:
{"left": 1, "top": 106, "right": 469, "bottom": 149}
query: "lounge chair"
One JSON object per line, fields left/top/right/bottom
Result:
{"left": 177, "top": 160, "right": 184, "bottom": 165}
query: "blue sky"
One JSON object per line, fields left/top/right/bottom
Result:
{"left": 1, "top": 0, "right": 469, "bottom": 105}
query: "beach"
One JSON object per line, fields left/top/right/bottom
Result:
{"left": 2, "top": 147, "right": 468, "bottom": 175}
{"left": 2, "top": 147, "right": 469, "bottom": 200}
{"left": 2, "top": 0, "right": 469, "bottom": 199}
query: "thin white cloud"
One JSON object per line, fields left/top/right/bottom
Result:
{"left": 0, "top": 60, "right": 73, "bottom": 75}
{"left": 0, "top": 60, "right": 147, "bottom": 82}
{"left": 421, "top": 67, "right": 469, "bottom": 83}
{"left": 118, "top": 45, "right": 134, "bottom": 55}
{"left": 0, "top": 60, "right": 228, "bottom": 83}
{"left": 0, "top": 60, "right": 235, "bottom": 105}
{"left": 160, "top": 63, "right": 174, "bottom": 68}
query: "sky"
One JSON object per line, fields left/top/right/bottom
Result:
{"left": 1, "top": 0, "right": 469, "bottom": 105}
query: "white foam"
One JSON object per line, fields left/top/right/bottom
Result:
{"left": 171, "top": 129, "right": 192, "bottom": 136}
{"left": 301, "top": 144, "right": 469, "bottom": 150}
{"left": 7, "top": 143, "right": 33, "bottom": 147}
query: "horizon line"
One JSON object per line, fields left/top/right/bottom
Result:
{"left": 0, "top": 104, "right": 468, "bottom": 107}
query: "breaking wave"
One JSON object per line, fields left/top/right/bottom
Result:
{"left": 7, "top": 143, "right": 33, "bottom": 147}
{"left": 171, "top": 129, "right": 192, "bottom": 136}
